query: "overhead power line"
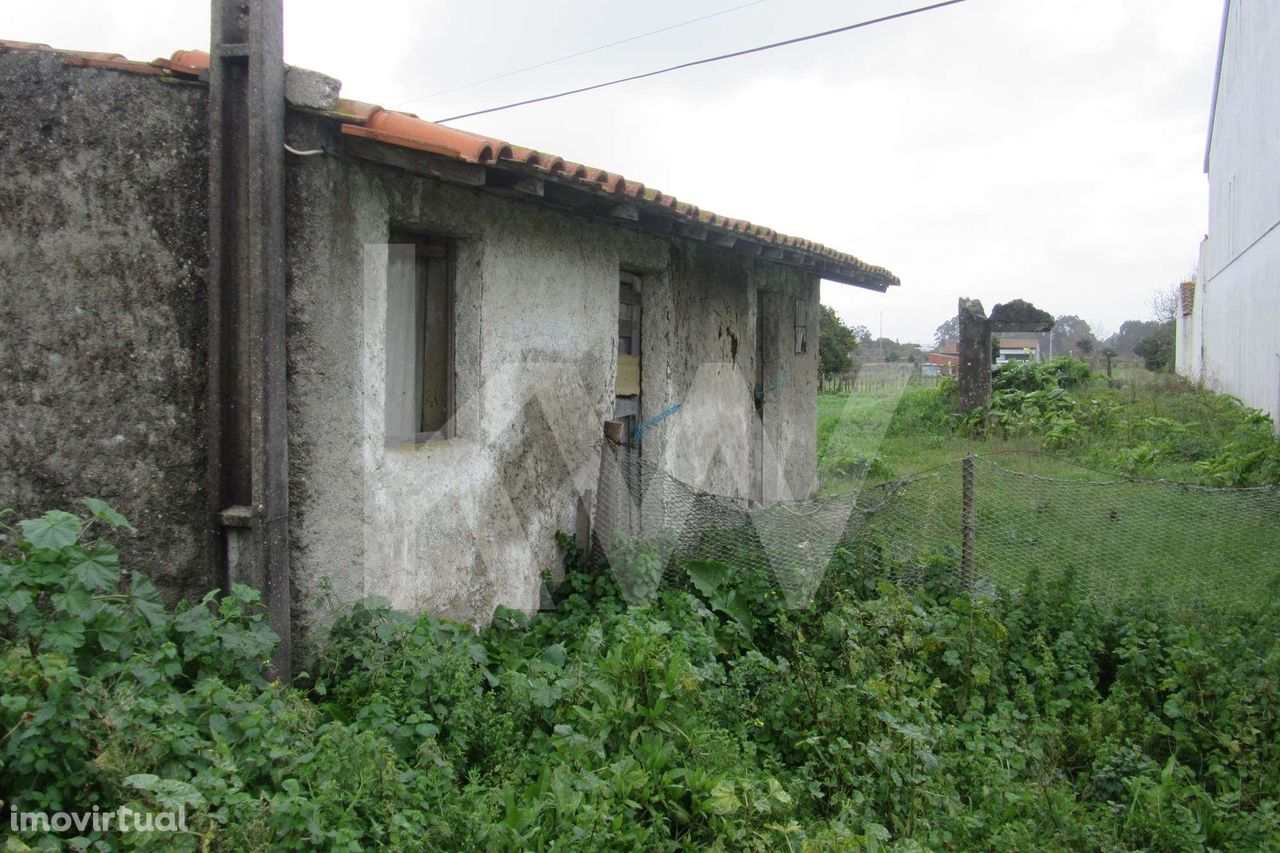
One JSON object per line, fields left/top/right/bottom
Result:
{"left": 393, "top": 0, "right": 771, "bottom": 109}
{"left": 435, "top": 0, "right": 970, "bottom": 124}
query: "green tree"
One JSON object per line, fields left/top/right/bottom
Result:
{"left": 1050, "top": 315, "right": 1093, "bottom": 356}
{"left": 933, "top": 315, "right": 960, "bottom": 349}
{"left": 1134, "top": 323, "right": 1174, "bottom": 372}
{"left": 818, "top": 305, "right": 859, "bottom": 377}
{"left": 1105, "top": 319, "right": 1163, "bottom": 355}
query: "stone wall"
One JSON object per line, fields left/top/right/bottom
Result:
{"left": 0, "top": 52, "right": 213, "bottom": 601}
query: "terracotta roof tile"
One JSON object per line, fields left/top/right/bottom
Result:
{"left": 0, "top": 38, "right": 899, "bottom": 289}
{"left": 164, "top": 49, "right": 210, "bottom": 74}
{"left": 503, "top": 145, "right": 540, "bottom": 166}
{"left": 0, "top": 39, "right": 52, "bottom": 51}
{"left": 328, "top": 98, "right": 381, "bottom": 122}
{"left": 363, "top": 109, "right": 498, "bottom": 162}
{"left": 0, "top": 41, "right": 206, "bottom": 79}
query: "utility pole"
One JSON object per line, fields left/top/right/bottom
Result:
{"left": 207, "top": 0, "right": 291, "bottom": 678}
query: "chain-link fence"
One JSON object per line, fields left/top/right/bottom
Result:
{"left": 593, "top": 445, "right": 1280, "bottom": 613}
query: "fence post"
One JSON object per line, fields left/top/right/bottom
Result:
{"left": 961, "top": 454, "right": 977, "bottom": 594}
{"left": 575, "top": 489, "right": 593, "bottom": 554}
{"left": 593, "top": 421, "right": 626, "bottom": 560}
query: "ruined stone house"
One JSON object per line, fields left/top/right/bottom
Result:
{"left": 0, "top": 35, "right": 897, "bottom": 668}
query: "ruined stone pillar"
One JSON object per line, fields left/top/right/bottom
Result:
{"left": 957, "top": 298, "right": 992, "bottom": 413}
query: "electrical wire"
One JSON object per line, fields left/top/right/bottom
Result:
{"left": 393, "top": 0, "right": 771, "bottom": 109}
{"left": 435, "top": 0, "right": 970, "bottom": 124}
{"left": 284, "top": 143, "right": 325, "bottom": 156}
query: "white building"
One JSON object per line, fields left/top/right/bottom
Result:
{"left": 994, "top": 337, "right": 1042, "bottom": 365}
{"left": 1178, "top": 0, "right": 1280, "bottom": 428}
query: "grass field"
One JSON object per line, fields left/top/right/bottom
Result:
{"left": 817, "top": 366, "right": 1280, "bottom": 611}
{"left": 817, "top": 376, "right": 1092, "bottom": 492}
{"left": 819, "top": 366, "right": 1280, "bottom": 486}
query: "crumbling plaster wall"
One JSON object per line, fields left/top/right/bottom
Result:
{"left": 285, "top": 130, "right": 661, "bottom": 645}
{"left": 284, "top": 115, "right": 820, "bottom": 648}
{"left": 0, "top": 54, "right": 212, "bottom": 600}
{"left": 638, "top": 245, "right": 818, "bottom": 502}
{"left": 0, "top": 54, "right": 826, "bottom": 651}
{"left": 752, "top": 260, "right": 820, "bottom": 503}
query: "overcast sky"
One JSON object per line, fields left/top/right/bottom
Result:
{"left": 9, "top": 0, "right": 1224, "bottom": 345}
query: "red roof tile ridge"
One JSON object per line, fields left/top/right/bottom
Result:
{"left": 1, "top": 39, "right": 54, "bottom": 52}
{"left": 1, "top": 39, "right": 208, "bottom": 78}
{"left": 163, "top": 49, "right": 209, "bottom": 74}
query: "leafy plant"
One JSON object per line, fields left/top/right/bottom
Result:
{"left": 4, "top": 504, "right": 1279, "bottom": 849}
{"left": 607, "top": 533, "right": 675, "bottom": 606}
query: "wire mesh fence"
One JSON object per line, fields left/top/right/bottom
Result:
{"left": 819, "top": 362, "right": 924, "bottom": 395}
{"left": 593, "top": 444, "right": 1280, "bottom": 613}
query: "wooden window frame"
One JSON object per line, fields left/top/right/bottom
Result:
{"left": 385, "top": 230, "right": 456, "bottom": 448}
{"left": 615, "top": 271, "right": 643, "bottom": 445}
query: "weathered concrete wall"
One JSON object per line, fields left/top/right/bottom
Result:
{"left": 284, "top": 114, "right": 821, "bottom": 650}
{"left": 1183, "top": 0, "right": 1280, "bottom": 426}
{"left": 637, "top": 245, "right": 818, "bottom": 502}
{"left": 0, "top": 53, "right": 212, "bottom": 600}
{"left": 0, "top": 57, "right": 825, "bottom": 648}
{"left": 285, "top": 124, "right": 649, "bottom": 647}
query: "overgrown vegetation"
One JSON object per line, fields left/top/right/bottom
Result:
{"left": 951, "top": 360, "right": 1280, "bottom": 485}
{"left": 3, "top": 502, "right": 1279, "bottom": 849}
{"left": 1133, "top": 323, "right": 1175, "bottom": 372}
{"left": 819, "top": 359, "right": 1280, "bottom": 488}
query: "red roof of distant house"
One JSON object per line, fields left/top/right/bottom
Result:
{"left": 0, "top": 39, "right": 899, "bottom": 291}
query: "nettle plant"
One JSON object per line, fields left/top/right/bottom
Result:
{"left": 607, "top": 532, "right": 676, "bottom": 605}
{"left": 0, "top": 501, "right": 277, "bottom": 820}
{"left": 0, "top": 500, "right": 187, "bottom": 681}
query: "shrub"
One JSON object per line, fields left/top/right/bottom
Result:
{"left": 1134, "top": 323, "right": 1175, "bottom": 372}
{"left": 4, "top": 504, "right": 1279, "bottom": 849}
{"left": 992, "top": 357, "right": 1091, "bottom": 394}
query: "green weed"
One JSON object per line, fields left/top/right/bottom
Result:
{"left": 3, "top": 505, "right": 1278, "bottom": 849}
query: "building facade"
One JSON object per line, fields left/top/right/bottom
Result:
{"left": 1178, "top": 0, "right": 1280, "bottom": 427}
{"left": 0, "top": 40, "right": 897, "bottom": 658}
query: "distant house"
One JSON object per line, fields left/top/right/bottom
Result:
{"left": 927, "top": 340, "right": 959, "bottom": 375}
{"left": 995, "top": 337, "right": 1042, "bottom": 365}
{"left": 1177, "top": 0, "right": 1280, "bottom": 428}
{"left": 0, "top": 36, "right": 897, "bottom": 669}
